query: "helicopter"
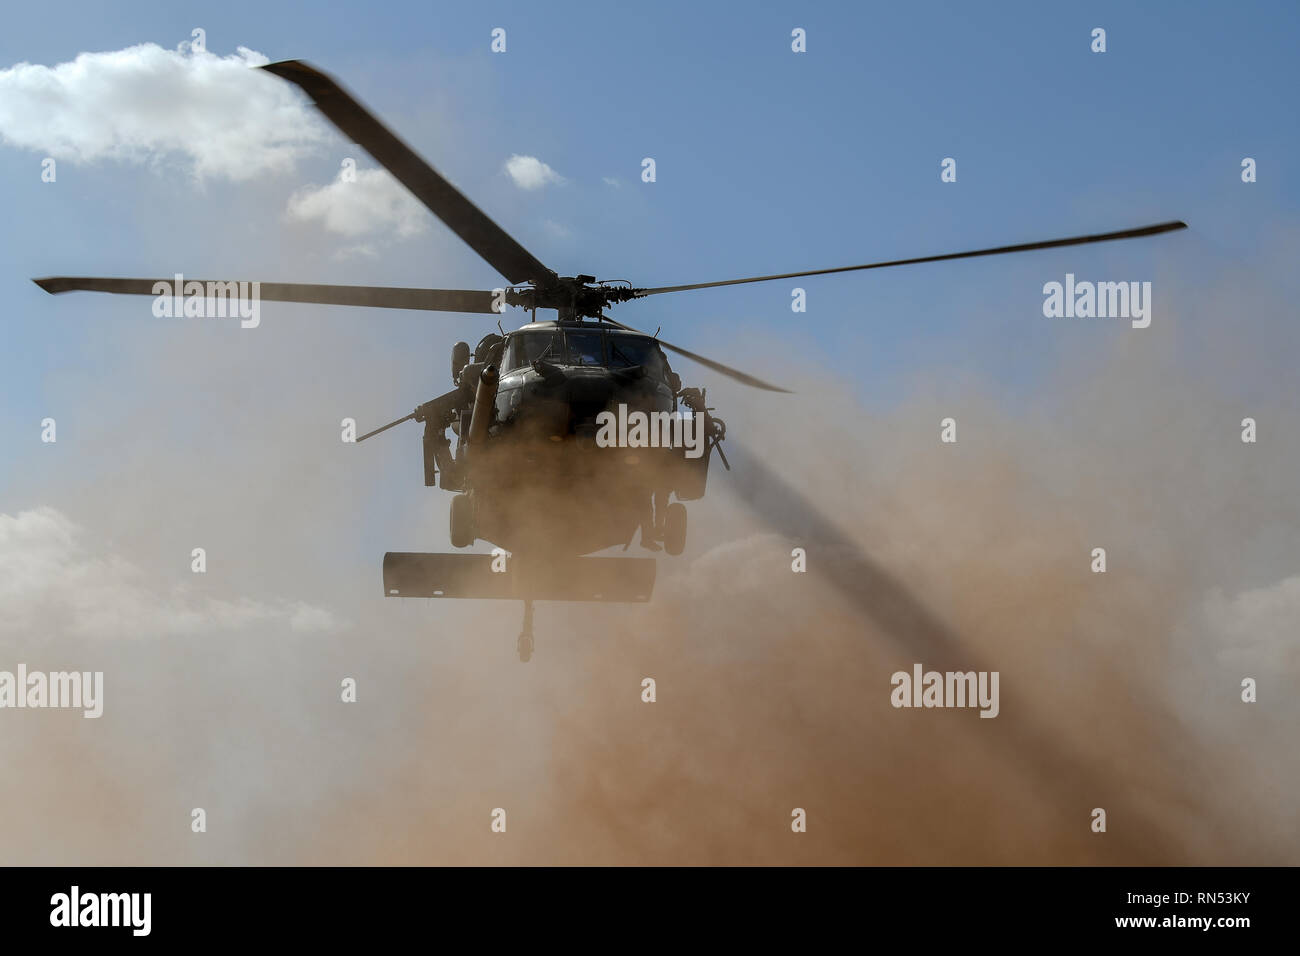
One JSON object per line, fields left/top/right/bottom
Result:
{"left": 33, "top": 60, "right": 1187, "bottom": 660}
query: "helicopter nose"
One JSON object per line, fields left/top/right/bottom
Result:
{"left": 565, "top": 373, "right": 616, "bottom": 407}
{"left": 565, "top": 376, "right": 617, "bottom": 436}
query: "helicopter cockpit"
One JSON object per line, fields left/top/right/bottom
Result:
{"left": 502, "top": 327, "right": 668, "bottom": 379}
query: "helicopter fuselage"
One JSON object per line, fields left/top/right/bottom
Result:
{"left": 430, "top": 321, "right": 718, "bottom": 556}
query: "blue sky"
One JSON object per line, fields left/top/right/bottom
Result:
{"left": 2, "top": 0, "right": 1298, "bottom": 506}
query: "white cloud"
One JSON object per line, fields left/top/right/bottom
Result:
{"left": 543, "top": 219, "right": 572, "bottom": 239}
{"left": 287, "top": 166, "right": 429, "bottom": 238}
{"left": 602, "top": 176, "right": 621, "bottom": 188}
{"left": 0, "top": 43, "right": 328, "bottom": 180}
{"left": 504, "top": 154, "right": 564, "bottom": 190}
{"left": 0, "top": 507, "right": 341, "bottom": 640}
{"left": 1202, "top": 574, "right": 1300, "bottom": 672}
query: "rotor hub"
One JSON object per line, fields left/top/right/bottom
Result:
{"left": 507, "top": 277, "right": 644, "bottom": 320}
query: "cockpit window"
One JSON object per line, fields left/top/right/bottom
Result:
{"left": 501, "top": 329, "right": 665, "bottom": 379}
{"left": 606, "top": 335, "right": 665, "bottom": 376}
{"left": 564, "top": 330, "right": 605, "bottom": 367}
{"left": 503, "top": 331, "right": 562, "bottom": 371}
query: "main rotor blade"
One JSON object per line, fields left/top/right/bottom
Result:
{"left": 637, "top": 220, "right": 1188, "bottom": 296}
{"left": 261, "top": 60, "right": 556, "bottom": 287}
{"left": 600, "top": 315, "right": 790, "bottom": 393}
{"left": 33, "top": 277, "right": 500, "bottom": 314}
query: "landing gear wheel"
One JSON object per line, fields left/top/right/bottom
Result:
{"left": 663, "top": 502, "right": 687, "bottom": 556}
{"left": 450, "top": 493, "right": 475, "bottom": 549}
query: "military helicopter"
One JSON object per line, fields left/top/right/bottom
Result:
{"left": 33, "top": 60, "right": 1186, "bottom": 659}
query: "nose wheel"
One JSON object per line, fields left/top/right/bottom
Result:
{"left": 517, "top": 600, "right": 534, "bottom": 662}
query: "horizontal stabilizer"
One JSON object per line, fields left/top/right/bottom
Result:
{"left": 383, "top": 552, "right": 656, "bottom": 602}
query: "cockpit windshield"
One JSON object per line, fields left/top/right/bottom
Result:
{"left": 502, "top": 330, "right": 562, "bottom": 371}
{"left": 502, "top": 329, "right": 665, "bottom": 378}
{"left": 605, "top": 335, "right": 664, "bottom": 374}
{"left": 565, "top": 330, "right": 604, "bottom": 367}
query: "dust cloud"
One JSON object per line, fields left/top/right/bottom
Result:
{"left": 1, "top": 285, "right": 1297, "bottom": 865}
